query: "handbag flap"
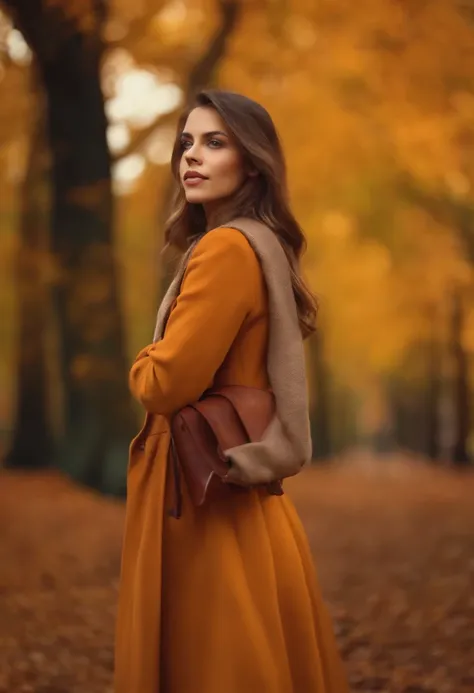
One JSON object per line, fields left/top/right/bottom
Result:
{"left": 218, "top": 385, "right": 275, "bottom": 441}
{"left": 195, "top": 386, "right": 275, "bottom": 449}
{"left": 193, "top": 393, "right": 249, "bottom": 452}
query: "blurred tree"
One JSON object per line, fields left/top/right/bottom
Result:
{"left": 308, "top": 331, "right": 333, "bottom": 460}
{"left": 450, "top": 287, "right": 471, "bottom": 465}
{"left": 426, "top": 305, "right": 442, "bottom": 461}
{"left": 3, "top": 0, "right": 135, "bottom": 493}
{"left": 3, "top": 82, "right": 54, "bottom": 470}
{"left": 398, "top": 178, "right": 474, "bottom": 465}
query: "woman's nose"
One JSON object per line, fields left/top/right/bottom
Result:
{"left": 185, "top": 154, "right": 201, "bottom": 166}
{"left": 185, "top": 145, "right": 201, "bottom": 165}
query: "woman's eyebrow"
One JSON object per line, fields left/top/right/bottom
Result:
{"left": 180, "top": 130, "right": 229, "bottom": 139}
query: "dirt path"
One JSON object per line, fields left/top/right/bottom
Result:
{"left": 0, "top": 456, "right": 473, "bottom": 692}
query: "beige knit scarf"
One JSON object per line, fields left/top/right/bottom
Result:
{"left": 153, "top": 217, "right": 312, "bottom": 485}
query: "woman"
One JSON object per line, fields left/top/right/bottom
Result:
{"left": 114, "top": 90, "right": 349, "bottom": 693}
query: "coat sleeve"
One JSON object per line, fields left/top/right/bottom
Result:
{"left": 129, "top": 228, "right": 260, "bottom": 415}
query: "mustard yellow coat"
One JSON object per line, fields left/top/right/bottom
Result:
{"left": 114, "top": 228, "right": 349, "bottom": 693}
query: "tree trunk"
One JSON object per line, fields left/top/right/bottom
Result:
{"left": 4, "top": 85, "right": 54, "bottom": 469}
{"left": 450, "top": 288, "right": 471, "bottom": 466}
{"left": 6, "top": 1, "right": 137, "bottom": 494}
{"left": 309, "top": 333, "right": 332, "bottom": 459}
{"left": 40, "top": 32, "right": 135, "bottom": 494}
{"left": 389, "top": 349, "right": 428, "bottom": 456}
{"left": 389, "top": 377, "right": 405, "bottom": 450}
{"left": 426, "top": 306, "right": 441, "bottom": 461}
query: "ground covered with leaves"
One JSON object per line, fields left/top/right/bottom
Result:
{"left": 0, "top": 454, "right": 473, "bottom": 692}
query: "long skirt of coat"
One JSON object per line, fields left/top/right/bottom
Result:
{"left": 114, "top": 425, "right": 350, "bottom": 693}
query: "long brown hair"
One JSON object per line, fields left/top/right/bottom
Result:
{"left": 164, "top": 89, "right": 318, "bottom": 339}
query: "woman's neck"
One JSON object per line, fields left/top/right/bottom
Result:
{"left": 204, "top": 198, "right": 239, "bottom": 232}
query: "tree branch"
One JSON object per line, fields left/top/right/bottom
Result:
{"left": 111, "top": 106, "right": 178, "bottom": 163}
{"left": 112, "top": 0, "right": 241, "bottom": 163}
{"left": 185, "top": 0, "right": 240, "bottom": 99}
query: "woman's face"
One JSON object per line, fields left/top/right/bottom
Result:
{"left": 178, "top": 107, "right": 247, "bottom": 208}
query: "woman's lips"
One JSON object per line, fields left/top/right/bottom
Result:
{"left": 184, "top": 176, "right": 208, "bottom": 187}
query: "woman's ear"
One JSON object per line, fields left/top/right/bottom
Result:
{"left": 247, "top": 168, "right": 259, "bottom": 178}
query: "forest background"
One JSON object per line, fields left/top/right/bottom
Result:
{"left": 1, "top": 0, "right": 474, "bottom": 493}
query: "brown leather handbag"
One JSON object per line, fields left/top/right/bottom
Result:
{"left": 168, "top": 385, "right": 283, "bottom": 518}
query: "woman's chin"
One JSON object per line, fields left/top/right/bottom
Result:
{"left": 184, "top": 191, "right": 208, "bottom": 204}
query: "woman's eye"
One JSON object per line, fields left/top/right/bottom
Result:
{"left": 180, "top": 138, "right": 223, "bottom": 150}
